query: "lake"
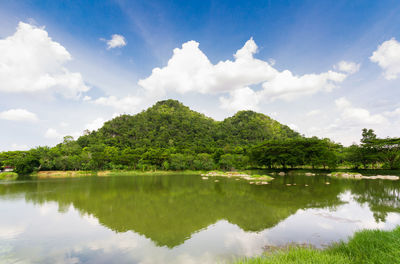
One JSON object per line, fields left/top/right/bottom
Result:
{"left": 1, "top": 172, "right": 400, "bottom": 263}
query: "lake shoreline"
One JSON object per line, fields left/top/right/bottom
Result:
{"left": 30, "top": 170, "right": 205, "bottom": 179}
{"left": 2, "top": 168, "right": 399, "bottom": 180}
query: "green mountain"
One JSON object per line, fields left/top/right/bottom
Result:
{"left": 217, "top": 110, "right": 300, "bottom": 146}
{"left": 78, "top": 99, "right": 300, "bottom": 152}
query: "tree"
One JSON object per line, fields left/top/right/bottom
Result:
{"left": 193, "top": 153, "right": 215, "bottom": 170}
{"left": 169, "top": 154, "right": 188, "bottom": 170}
{"left": 219, "top": 154, "right": 235, "bottom": 170}
{"left": 14, "top": 153, "right": 40, "bottom": 175}
{"left": 361, "top": 128, "right": 377, "bottom": 144}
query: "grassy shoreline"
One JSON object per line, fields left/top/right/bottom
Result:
{"left": 3, "top": 168, "right": 400, "bottom": 180}
{"left": 236, "top": 226, "right": 400, "bottom": 264}
{"left": 0, "top": 172, "right": 18, "bottom": 180}
{"left": 30, "top": 169, "right": 275, "bottom": 179}
{"left": 29, "top": 170, "right": 204, "bottom": 179}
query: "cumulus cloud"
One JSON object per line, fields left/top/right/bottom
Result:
{"left": 93, "top": 95, "right": 142, "bottom": 113}
{"left": 9, "top": 144, "right": 30, "bottom": 151}
{"left": 384, "top": 107, "right": 400, "bottom": 117}
{"left": 83, "top": 95, "right": 92, "bottom": 101}
{"left": 219, "top": 87, "right": 260, "bottom": 111}
{"left": 106, "top": 34, "right": 126, "bottom": 49}
{"left": 45, "top": 128, "right": 80, "bottom": 140}
{"left": 335, "top": 97, "right": 387, "bottom": 126}
{"left": 0, "top": 109, "right": 38, "bottom": 122}
{"left": 334, "top": 61, "right": 360, "bottom": 74}
{"left": 84, "top": 117, "right": 105, "bottom": 131}
{"left": 0, "top": 22, "right": 89, "bottom": 98}
{"left": 306, "top": 109, "right": 321, "bottom": 116}
{"left": 45, "top": 128, "right": 63, "bottom": 139}
{"left": 138, "top": 38, "right": 277, "bottom": 97}
{"left": 138, "top": 38, "right": 354, "bottom": 111}
{"left": 260, "top": 70, "right": 346, "bottom": 101}
{"left": 60, "top": 122, "right": 69, "bottom": 128}
{"left": 370, "top": 38, "right": 400, "bottom": 80}
{"left": 45, "top": 117, "right": 105, "bottom": 140}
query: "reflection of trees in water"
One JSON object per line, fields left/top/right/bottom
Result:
{"left": 0, "top": 175, "right": 359, "bottom": 247}
{"left": 348, "top": 180, "right": 400, "bottom": 222}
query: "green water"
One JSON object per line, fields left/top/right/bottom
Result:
{"left": 1, "top": 173, "right": 400, "bottom": 263}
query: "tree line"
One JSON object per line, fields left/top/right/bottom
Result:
{"left": 1, "top": 128, "right": 399, "bottom": 175}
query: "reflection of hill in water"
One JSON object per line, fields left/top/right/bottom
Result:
{"left": 1, "top": 174, "right": 399, "bottom": 248}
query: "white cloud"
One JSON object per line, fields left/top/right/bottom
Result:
{"left": 370, "top": 38, "right": 400, "bottom": 80}
{"left": 219, "top": 87, "right": 260, "bottom": 111}
{"left": 9, "top": 144, "right": 29, "bottom": 151}
{"left": 84, "top": 117, "right": 105, "bottom": 131}
{"left": 0, "top": 108, "right": 38, "bottom": 122}
{"left": 106, "top": 34, "right": 126, "bottom": 49}
{"left": 93, "top": 95, "right": 142, "bottom": 113}
{"left": 138, "top": 38, "right": 352, "bottom": 111}
{"left": 335, "top": 97, "right": 387, "bottom": 126}
{"left": 335, "top": 61, "right": 360, "bottom": 74}
{"left": 138, "top": 38, "right": 277, "bottom": 97}
{"left": 45, "top": 117, "right": 105, "bottom": 141}
{"left": 45, "top": 128, "right": 80, "bottom": 140}
{"left": 306, "top": 109, "right": 321, "bottom": 116}
{"left": 269, "top": 112, "right": 278, "bottom": 118}
{"left": 45, "top": 128, "right": 63, "bottom": 139}
{"left": 0, "top": 22, "right": 89, "bottom": 98}
{"left": 60, "top": 122, "right": 69, "bottom": 128}
{"left": 384, "top": 108, "right": 400, "bottom": 117}
{"left": 260, "top": 70, "right": 346, "bottom": 101}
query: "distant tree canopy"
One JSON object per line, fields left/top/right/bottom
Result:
{"left": 1, "top": 100, "right": 399, "bottom": 175}
{"left": 250, "top": 137, "right": 340, "bottom": 169}
{"left": 345, "top": 129, "right": 400, "bottom": 169}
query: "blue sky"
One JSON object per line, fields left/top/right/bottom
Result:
{"left": 1, "top": 0, "right": 400, "bottom": 150}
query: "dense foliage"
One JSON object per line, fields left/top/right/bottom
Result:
{"left": 0, "top": 100, "right": 298, "bottom": 174}
{"left": 250, "top": 137, "right": 340, "bottom": 169}
{"left": 77, "top": 100, "right": 299, "bottom": 151}
{"left": 1, "top": 100, "right": 399, "bottom": 175}
{"left": 344, "top": 129, "right": 400, "bottom": 169}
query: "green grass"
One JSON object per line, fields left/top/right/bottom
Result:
{"left": 0, "top": 172, "right": 18, "bottom": 180}
{"left": 330, "top": 171, "right": 361, "bottom": 176}
{"left": 103, "top": 170, "right": 203, "bottom": 177}
{"left": 236, "top": 227, "right": 400, "bottom": 264}
{"left": 250, "top": 174, "right": 274, "bottom": 180}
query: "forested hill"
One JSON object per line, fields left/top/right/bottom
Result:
{"left": 77, "top": 99, "right": 300, "bottom": 152}
{"left": 4, "top": 101, "right": 399, "bottom": 173}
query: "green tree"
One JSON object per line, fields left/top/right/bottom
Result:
{"left": 193, "top": 153, "right": 215, "bottom": 170}
{"left": 14, "top": 153, "right": 40, "bottom": 175}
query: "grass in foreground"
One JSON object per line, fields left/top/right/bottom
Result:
{"left": 236, "top": 227, "right": 400, "bottom": 264}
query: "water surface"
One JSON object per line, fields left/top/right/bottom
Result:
{"left": 1, "top": 173, "right": 400, "bottom": 263}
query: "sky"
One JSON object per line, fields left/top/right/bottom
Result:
{"left": 1, "top": 0, "right": 400, "bottom": 150}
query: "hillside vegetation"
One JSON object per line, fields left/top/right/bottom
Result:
{"left": 1, "top": 100, "right": 399, "bottom": 175}
{"left": 77, "top": 99, "right": 299, "bottom": 151}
